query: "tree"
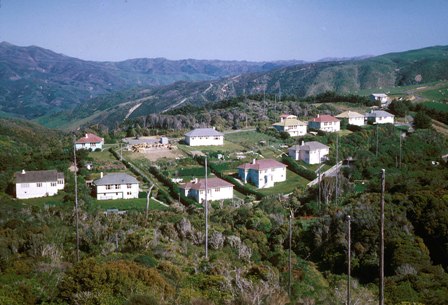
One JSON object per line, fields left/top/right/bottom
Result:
{"left": 414, "top": 111, "right": 432, "bottom": 129}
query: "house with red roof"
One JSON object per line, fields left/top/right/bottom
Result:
{"left": 308, "top": 114, "right": 340, "bottom": 132}
{"left": 179, "top": 177, "right": 234, "bottom": 203}
{"left": 238, "top": 159, "right": 286, "bottom": 189}
{"left": 75, "top": 133, "right": 104, "bottom": 151}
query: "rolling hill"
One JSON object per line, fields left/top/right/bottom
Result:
{"left": 0, "top": 42, "right": 301, "bottom": 120}
{"left": 57, "top": 45, "right": 448, "bottom": 129}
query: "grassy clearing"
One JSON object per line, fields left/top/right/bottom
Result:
{"left": 92, "top": 198, "right": 168, "bottom": 211}
{"left": 15, "top": 193, "right": 67, "bottom": 208}
{"left": 421, "top": 101, "right": 448, "bottom": 112}
{"left": 226, "top": 131, "right": 282, "bottom": 148}
{"left": 90, "top": 149, "right": 118, "bottom": 162}
{"left": 244, "top": 169, "right": 308, "bottom": 196}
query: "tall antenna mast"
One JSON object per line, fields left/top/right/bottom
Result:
{"left": 379, "top": 169, "right": 386, "bottom": 305}
{"left": 288, "top": 208, "right": 293, "bottom": 296}
{"left": 73, "top": 136, "right": 80, "bottom": 262}
{"left": 205, "top": 156, "right": 209, "bottom": 259}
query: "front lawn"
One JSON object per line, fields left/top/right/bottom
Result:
{"left": 92, "top": 198, "right": 169, "bottom": 211}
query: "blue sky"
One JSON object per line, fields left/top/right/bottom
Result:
{"left": 1, "top": 0, "right": 447, "bottom": 62}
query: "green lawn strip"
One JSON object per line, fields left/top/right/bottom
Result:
{"left": 421, "top": 101, "right": 448, "bottom": 112}
{"left": 14, "top": 193, "right": 67, "bottom": 208}
{"left": 92, "top": 198, "right": 168, "bottom": 211}
{"left": 243, "top": 169, "right": 308, "bottom": 196}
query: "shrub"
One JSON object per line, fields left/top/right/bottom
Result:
{"left": 281, "top": 155, "right": 316, "bottom": 180}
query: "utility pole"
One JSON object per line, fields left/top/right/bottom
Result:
{"left": 120, "top": 142, "right": 123, "bottom": 161}
{"left": 399, "top": 132, "right": 403, "bottom": 168}
{"left": 288, "top": 208, "right": 293, "bottom": 297}
{"left": 145, "top": 184, "right": 154, "bottom": 222}
{"left": 376, "top": 124, "right": 379, "bottom": 157}
{"left": 336, "top": 135, "right": 339, "bottom": 205}
{"left": 318, "top": 150, "right": 321, "bottom": 209}
{"left": 73, "top": 136, "right": 80, "bottom": 263}
{"left": 347, "top": 215, "right": 351, "bottom": 305}
{"left": 205, "top": 156, "right": 209, "bottom": 259}
{"left": 379, "top": 169, "right": 386, "bottom": 305}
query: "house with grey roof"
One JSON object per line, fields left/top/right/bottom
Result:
{"left": 179, "top": 177, "right": 234, "bottom": 203}
{"left": 365, "top": 110, "right": 395, "bottom": 125}
{"left": 184, "top": 128, "right": 224, "bottom": 146}
{"left": 238, "top": 159, "right": 286, "bottom": 188}
{"left": 370, "top": 93, "right": 389, "bottom": 106}
{"left": 288, "top": 141, "right": 329, "bottom": 164}
{"left": 94, "top": 172, "right": 139, "bottom": 200}
{"left": 15, "top": 169, "right": 65, "bottom": 199}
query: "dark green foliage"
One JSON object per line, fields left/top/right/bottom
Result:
{"left": 414, "top": 111, "right": 432, "bottom": 129}
{"left": 281, "top": 155, "right": 317, "bottom": 180}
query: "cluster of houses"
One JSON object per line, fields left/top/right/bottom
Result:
{"left": 15, "top": 99, "right": 394, "bottom": 204}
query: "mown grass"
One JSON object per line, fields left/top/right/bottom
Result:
{"left": 421, "top": 101, "right": 448, "bottom": 113}
{"left": 244, "top": 169, "right": 308, "bottom": 196}
{"left": 92, "top": 198, "right": 169, "bottom": 211}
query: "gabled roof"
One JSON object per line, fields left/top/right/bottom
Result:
{"left": 185, "top": 128, "right": 223, "bottom": 137}
{"left": 280, "top": 114, "right": 297, "bottom": 119}
{"left": 365, "top": 110, "right": 394, "bottom": 118}
{"left": 76, "top": 133, "right": 103, "bottom": 144}
{"left": 335, "top": 111, "right": 364, "bottom": 119}
{"left": 273, "top": 118, "right": 307, "bottom": 127}
{"left": 180, "top": 177, "right": 233, "bottom": 191}
{"left": 289, "top": 141, "right": 329, "bottom": 152}
{"left": 309, "top": 114, "right": 339, "bottom": 123}
{"left": 238, "top": 159, "right": 286, "bottom": 171}
{"left": 94, "top": 173, "right": 139, "bottom": 186}
{"left": 15, "top": 170, "right": 63, "bottom": 183}
{"left": 371, "top": 93, "right": 388, "bottom": 98}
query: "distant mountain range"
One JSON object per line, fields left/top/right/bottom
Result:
{"left": 0, "top": 42, "right": 303, "bottom": 119}
{"left": 1, "top": 42, "right": 448, "bottom": 129}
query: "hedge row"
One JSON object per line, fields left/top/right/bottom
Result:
{"left": 194, "top": 156, "right": 265, "bottom": 200}
{"left": 109, "top": 148, "right": 174, "bottom": 205}
{"left": 281, "top": 155, "right": 317, "bottom": 181}
{"left": 148, "top": 165, "right": 200, "bottom": 208}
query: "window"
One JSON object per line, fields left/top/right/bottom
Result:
{"left": 58, "top": 179, "right": 64, "bottom": 184}
{"left": 106, "top": 185, "right": 112, "bottom": 190}
{"left": 116, "top": 193, "right": 119, "bottom": 196}
{"left": 51, "top": 182, "right": 57, "bottom": 187}
{"left": 22, "top": 183, "right": 29, "bottom": 188}
{"left": 37, "top": 182, "right": 43, "bottom": 187}
{"left": 115, "top": 184, "right": 120, "bottom": 189}
{"left": 215, "top": 188, "right": 220, "bottom": 192}
{"left": 127, "top": 192, "right": 132, "bottom": 195}
{"left": 127, "top": 184, "right": 132, "bottom": 189}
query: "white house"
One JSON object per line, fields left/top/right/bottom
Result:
{"left": 308, "top": 114, "right": 340, "bottom": 132}
{"left": 273, "top": 114, "right": 307, "bottom": 137}
{"left": 184, "top": 128, "right": 224, "bottom": 146}
{"left": 15, "top": 170, "right": 65, "bottom": 199}
{"left": 238, "top": 159, "right": 286, "bottom": 189}
{"left": 75, "top": 133, "right": 104, "bottom": 151}
{"left": 288, "top": 141, "right": 330, "bottom": 164}
{"left": 94, "top": 173, "right": 139, "bottom": 200}
{"left": 365, "top": 110, "right": 395, "bottom": 124}
{"left": 179, "top": 177, "right": 234, "bottom": 203}
{"left": 335, "top": 111, "right": 365, "bottom": 126}
{"left": 370, "top": 93, "right": 389, "bottom": 106}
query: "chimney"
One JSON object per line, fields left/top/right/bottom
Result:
{"left": 192, "top": 178, "right": 198, "bottom": 184}
{"left": 301, "top": 141, "right": 305, "bottom": 146}
{"left": 252, "top": 159, "right": 256, "bottom": 165}
{"left": 212, "top": 127, "right": 215, "bottom": 130}
{"left": 317, "top": 114, "right": 320, "bottom": 118}
{"left": 100, "top": 172, "right": 103, "bottom": 178}
{"left": 22, "top": 169, "right": 26, "bottom": 174}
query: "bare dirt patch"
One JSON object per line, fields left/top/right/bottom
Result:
{"left": 138, "top": 146, "right": 186, "bottom": 161}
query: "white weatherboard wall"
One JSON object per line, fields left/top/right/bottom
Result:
{"left": 189, "top": 186, "right": 234, "bottom": 203}
{"left": 96, "top": 183, "right": 139, "bottom": 200}
{"left": 348, "top": 116, "right": 365, "bottom": 126}
{"left": 239, "top": 167, "right": 286, "bottom": 188}
{"left": 185, "top": 135, "right": 224, "bottom": 146}
{"left": 75, "top": 142, "right": 103, "bottom": 150}
{"left": 16, "top": 181, "right": 60, "bottom": 199}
